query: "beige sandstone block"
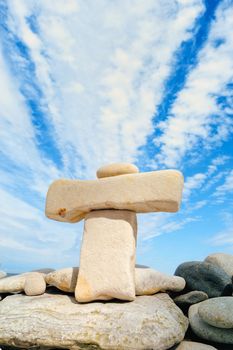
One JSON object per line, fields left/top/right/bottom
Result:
{"left": 96, "top": 162, "right": 139, "bottom": 178}
{"left": 0, "top": 272, "right": 46, "bottom": 294}
{"left": 24, "top": 272, "right": 46, "bottom": 296}
{"left": 45, "top": 267, "right": 79, "bottom": 292}
{"left": 135, "top": 268, "right": 185, "bottom": 295}
{"left": 46, "top": 170, "right": 184, "bottom": 223}
{"left": 75, "top": 210, "right": 137, "bottom": 302}
{"left": 0, "top": 274, "right": 26, "bottom": 293}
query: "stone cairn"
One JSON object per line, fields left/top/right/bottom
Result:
{"left": 1, "top": 166, "right": 233, "bottom": 348}
{"left": 45, "top": 162, "right": 184, "bottom": 302}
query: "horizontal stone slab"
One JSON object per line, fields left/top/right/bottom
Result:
{"left": 45, "top": 170, "right": 183, "bottom": 223}
{"left": 0, "top": 293, "right": 188, "bottom": 350}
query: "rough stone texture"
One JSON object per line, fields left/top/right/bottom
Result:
{"left": 45, "top": 170, "right": 184, "bottom": 223}
{"left": 175, "top": 341, "right": 217, "bottom": 349}
{"left": 0, "top": 271, "right": 6, "bottom": 279}
{"left": 45, "top": 267, "right": 79, "bottom": 292}
{"left": 76, "top": 210, "right": 137, "bottom": 302}
{"left": 198, "top": 297, "right": 233, "bottom": 329}
{"left": 189, "top": 303, "right": 233, "bottom": 344}
{"left": 24, "top": 272, "right": 46, "bottom": 296}
{"left": 205, "top": 253, "right": 233, "bottom": 277}
{"left": 0, "top": 272, "right": 46, "bottom": 294}
{"left": 135, "top": 268, "right": 185, "bottom": 295}
{"left": 45, "top": 267, "right": 185, "bottom": 295}
{"left": 96, "top": 162, "right": 139, "bottom": 178}
{"left": 174, "top": 291, "right": 208, "bottom": 306}
{"left": 175, "top": 261, "right": 231, "bottom": 297}
{"left": 0, "top": 273, "right": 27, "bottom": 293}
{"left": 0, "top": 293, "right": 188, "bottom": 350}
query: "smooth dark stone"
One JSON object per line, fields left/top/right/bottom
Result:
{"left": 175, "top": 261, "right": 232, "bottom": 298}
{"left": 174, "top": 291, "right": 208, "bottom": 314}
{"left": 174, "top": 291, "right": 208, "bottom": 306}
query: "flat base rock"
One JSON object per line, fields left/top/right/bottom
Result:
{"left": 0, "top": 293, "right": 188, "bottom": 350}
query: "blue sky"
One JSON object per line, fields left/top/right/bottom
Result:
{"left": 0, "top": 0, "right": 233, "bottom": 274}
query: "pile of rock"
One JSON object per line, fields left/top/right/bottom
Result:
{"left": 0, "top": 266, "right": 186, "bottom": 297}
{"left": 174, "top": 255, "right": 233, "bottom": 299}
{"left": 0, "top": 267, "right": 189, "bottom": 349}
{"left": 0, "top": 162, "right": 232, "bottom": 350}
{"left": 0, "top": 163, "right": 190, "bottom": 349}
{"left": 2, "top": 253, "right": 233, "bottom": 349}
{"left": 173, "top": 252, "right": 233, "bottom": 349}
{"left": 189, "top": 297, "right": 233, "bottom": 345}
{"left": 45, "top": 162, "right": 183, "bottom": 303}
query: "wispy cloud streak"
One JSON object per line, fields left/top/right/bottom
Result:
{"left": 154, "top": 0, "right": 233, "bottom": 168}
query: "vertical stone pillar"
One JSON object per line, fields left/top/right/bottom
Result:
{"left": 75, "top": 209, "right": 137, "bottom": 302}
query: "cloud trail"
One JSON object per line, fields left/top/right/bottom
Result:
{"left": 153, "top": 0, "right": 233, "bottom": 168}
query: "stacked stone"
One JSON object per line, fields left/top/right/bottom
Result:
{"left": 173, "top": 252, "right": 233, "bottom": 347}
{"left": 0, "top": 162, "right": 190, "bottom": 350}
{"left": 189, "top": 297, "right": 233, "bottom": 345}
{"left": 0, "top": 266, "right": 186, "bottom": 296}
{"left": 46, "top": 162, "right": 184, "bottom": 302}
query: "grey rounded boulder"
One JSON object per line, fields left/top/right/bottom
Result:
{"left": 174, "top": 291, "right": 208, "bottom": 313}
{"left": 174, "top": 291, "right": 208, "bottom": 305}
{"left": 189, "top": 303, "right": 233, "bottom": 344}
{"left": 198, "top": 297, "right": 233, "bottom": 329}
{"left": 175, "top": 261, "right": 232, "bottom": 298}
{"left": 205, "top": 253, "right": 233, "bottom": 277}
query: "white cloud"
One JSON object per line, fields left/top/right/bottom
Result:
{"left": 156, "top": 1, "right": 233, "bottom": 167}
{"left": 181, "top": 155, "right": 230, "bottom": 204}
{"left": 183, "top": 173, "right": 207, "bottom": 201}
{"left": 0, "top": 187, "right": 82, "bottom": 270}
{"left": 188, "top": 200, "right": 208, "bottom": 211}
{"left": 0, "top": 39, "right": 62, "bottom": 200}
{"left": 139, "top": 212, "right": 200, "bottom": 241}
{"left": 5, "top": 0, "right": 204, "bottom": 178}
{"left": 211, "top": 212, "right": 233, "bottom": 247}
{"left": 213, "top": 169, "right": 233, "bottom": 198}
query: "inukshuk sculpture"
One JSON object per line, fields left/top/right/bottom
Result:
{"left": 45, "top": 163, "right": 184, "bottom": 303}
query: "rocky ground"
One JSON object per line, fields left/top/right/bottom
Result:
{"left": 0, "top": 252, "right": 233, "bottom": 350}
